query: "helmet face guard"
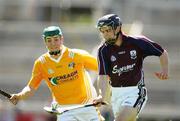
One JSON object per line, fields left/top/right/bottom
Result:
{"left": 42, "top": 26, "right": 63, "bottom": 40}
{"left": 97, "top": 14, "right": 122, "bottom": 44}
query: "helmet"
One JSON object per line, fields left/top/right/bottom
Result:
{"left": 97, "top": 14, "right": 122, "bottom": 30}
{"left": 42, "top": 26, "right": 62, "bottom": 38}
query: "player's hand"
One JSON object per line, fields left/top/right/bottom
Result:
{"left": 154, "top": 70, "right": 169, "bottom": 80}
{"left": 93, "top": 95, "right": 104, "bottom": 106}
{"left": 10, "top": 94, "right": 20, "bottom": 105}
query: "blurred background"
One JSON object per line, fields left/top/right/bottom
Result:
{"left": 0, "top": 0, "right": 180, "bottom": 121}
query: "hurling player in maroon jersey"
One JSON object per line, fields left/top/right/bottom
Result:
{"left": 93, "top": 14, "right": 169, "bottom": 121}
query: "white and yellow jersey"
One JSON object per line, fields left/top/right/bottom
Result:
{"left": 28, "top": 46, "right": 98, "bottom": 105}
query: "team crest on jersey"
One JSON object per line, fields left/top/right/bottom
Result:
{"left": 68, "top": 62, "right": 75, "bottom": 69}
{"left": 48, "top": 68, "right": 54, "bottom": 74}
{"left": 130, "top": 50, "right": 137, "bottom": 59}
{"left": 111, "top": 55, "right": 116, "bottom": 62}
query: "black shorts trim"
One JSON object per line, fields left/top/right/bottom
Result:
{"left": 133, "top": 87, "right": 147, "bottom": 114}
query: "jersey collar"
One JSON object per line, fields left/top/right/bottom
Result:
{"left": 47, "top": 45, "right": 66, "bottom": 63}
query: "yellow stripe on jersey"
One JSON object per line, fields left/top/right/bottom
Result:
{"left": 28, "top": 46, "right": 98, "bottom": 105}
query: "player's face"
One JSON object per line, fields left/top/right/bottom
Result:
{"left": 99, "top": 26, "right": 116, "bottom": 41}
{"left": 44, "top": 35, "right": 63, "bottom": 52}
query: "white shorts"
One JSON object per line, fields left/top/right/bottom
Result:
{"left": 57, "top": 106, "right": 103, "bottom": 121}
{"left": 111, "top": 86, "right": 147, "bottom": 118}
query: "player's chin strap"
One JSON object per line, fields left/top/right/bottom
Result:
{"left": 49, "top": 50, "right": 61, "bottom": 55}
{"left": 105, "top": 31, "right": 121, "bottom": 45}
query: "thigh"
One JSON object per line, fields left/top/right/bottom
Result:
{"left": 115, "top": 106, "right": 137, "bottom": 121}
{"left": 111, "top": 87, "right": 125, "bottom": 117}
{"left": 111, "top": 86, "right": 147, "bottom": 118}
{"left": 99, "top": 105, "right": 114, "bottom": 121}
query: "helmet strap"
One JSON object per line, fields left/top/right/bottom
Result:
{"left": 115, "top": 31, "right": 121, "bottom": 40}
{"left": 105, "top": 29, "right": 121, "bottom": 45}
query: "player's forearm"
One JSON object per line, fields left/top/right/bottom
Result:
{"left": 17, "top": 86, "right": 35, "bottom": 100}
{"left": 160, "top": 50, "right": 169, "bottom": 72}
{"left": 98, "top": 75, "right": 111, "bottom": 102}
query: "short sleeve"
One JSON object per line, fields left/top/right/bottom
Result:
{"left": 97, "top": 46, "right": 110, "bottom": 75}
{"left": 28, "top": 60, "right": 43, "bottom": 90}
{"left": 130, "top": 36, "right": 164, "bottom": 57}
{"left": 82, "top": 54, "right": 98, "bottom": 71}
{"left": 72, "top": 49, "right": 98, "bottom": 71}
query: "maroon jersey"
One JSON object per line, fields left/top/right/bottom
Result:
{"left": 98, "top": 34, "right": 164, "bottom": 87}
